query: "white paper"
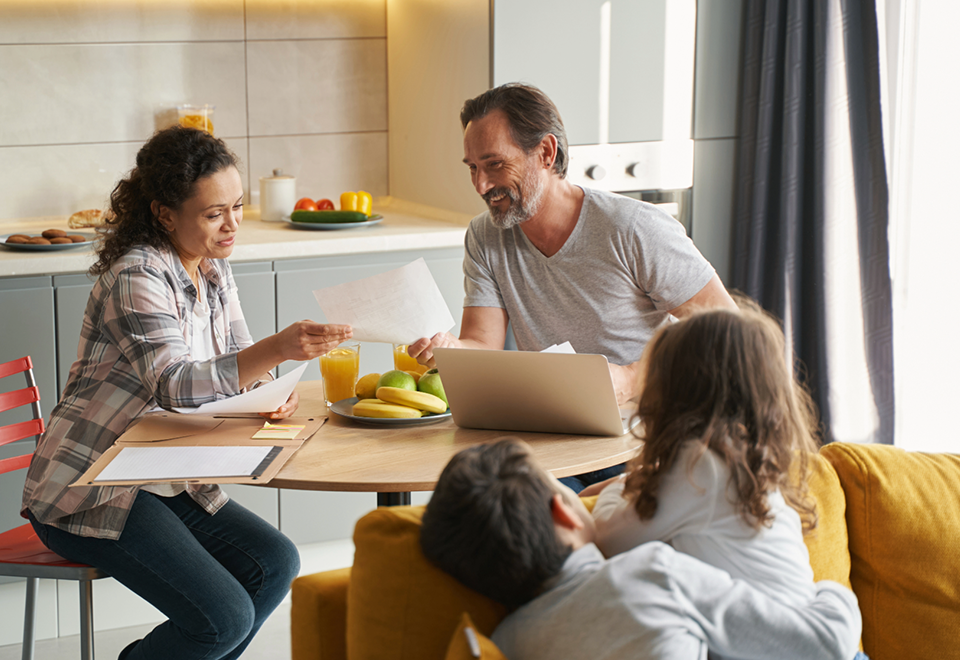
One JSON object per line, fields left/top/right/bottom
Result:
{"left": 541, "top": 341, "right": 576, "bottom": 354}
{"left": 173, "top": 361, "right": 308, "bottom": 415}
{"left": 312, "top": 258, "right": 455, "bottom": 344}
{"left": 94, "top": 445, "right": 274, "bottom": 482}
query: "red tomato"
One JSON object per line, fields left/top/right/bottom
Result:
{"left": 316, "top": 198, "right": 335, "bottom": 210}
{"left": 294, "top": 197, "right": 318, "bottom": 212}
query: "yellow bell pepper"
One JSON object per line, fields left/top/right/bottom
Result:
{"left": 340, "top": 191, "right": 358, "bottom": 212}
{"left": 357, "top": 190, "right": 373, "bottom": 216}
{"left": 340, "top": 190, "right": 373, "bottom": 216}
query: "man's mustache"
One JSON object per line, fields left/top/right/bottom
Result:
{"left": 483, "top": 187, "right": 516, "bottom": 205}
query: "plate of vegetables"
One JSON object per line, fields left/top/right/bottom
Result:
{"left": 283, "top": 212, "right": 382, "bottom": 230}
{"left": 284, "top": 191, "right": 381, "bottom": 229}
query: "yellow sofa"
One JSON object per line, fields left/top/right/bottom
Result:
{"left": 290, "top": 443, "right": 960, "bottom": 660}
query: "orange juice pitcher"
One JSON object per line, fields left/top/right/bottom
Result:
{"left": 177, "top": 104, "right": 215, "bottom": 135}
{"left": 320, "top": 341, "right": 360, "bottom": 406}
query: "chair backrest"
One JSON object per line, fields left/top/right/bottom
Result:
{"left": 0, "top": 356, "right": 43, "bottom": 476}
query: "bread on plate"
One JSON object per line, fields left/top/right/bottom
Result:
{"left": 68, "top": 209, "right": 106, "bottom": 229}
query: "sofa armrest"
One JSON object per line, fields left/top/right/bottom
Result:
{"left": 291, "top": 567, "right": 351, "bottom": 660}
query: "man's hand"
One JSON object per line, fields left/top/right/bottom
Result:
{"left": 259, "top": 390, "right": 300, "bottom": 420}
{"left": 609, "top": 362, "right": 642, "bottom": 406}
{"left": 407, "top": 332, "right": 463, "bottom": 369}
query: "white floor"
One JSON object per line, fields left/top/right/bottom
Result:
{"left": 0, "top": 538, "right": 354, "bottom": 660}
{"left": 0, "top": 601, "right": 292, "bottom": 660}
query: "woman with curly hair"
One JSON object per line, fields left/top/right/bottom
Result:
{"left": 591, "top": 300, "right": 822, "bottom": 609}
{"left": 21, "top": 126, "right": 352, "bottom": 660}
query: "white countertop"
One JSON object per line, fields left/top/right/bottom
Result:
{"left": 0, "top": 197, "right": 473, "bottom": 278}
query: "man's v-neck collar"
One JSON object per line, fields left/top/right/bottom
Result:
{"left": 516, "top": 187, "right": 589, "bottom": 263}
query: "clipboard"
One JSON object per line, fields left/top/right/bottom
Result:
{"left": 70, "top": 412, "right": 325, "bottom": 487}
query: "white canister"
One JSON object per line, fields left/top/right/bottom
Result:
{"left": 259, "top": 169, "right": 296, "bottom": 222}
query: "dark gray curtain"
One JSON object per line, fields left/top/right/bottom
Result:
{"left": 732, "top": 0, "right": 894, "bottom": 444}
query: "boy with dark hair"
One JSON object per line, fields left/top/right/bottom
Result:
{"left": 421, "top": 439, "right": 862, "bottom": 660}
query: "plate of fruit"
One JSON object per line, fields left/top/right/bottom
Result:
{"left": 329, "top": 369, "right": 451, "bottom": 426}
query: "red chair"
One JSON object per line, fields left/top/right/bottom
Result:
{"left": 0, "top": 356, "right": 107, "bottom": 660}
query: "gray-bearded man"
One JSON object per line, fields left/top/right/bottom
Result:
{"left": 409, "top": 83, "right": 736, "bottom": 406}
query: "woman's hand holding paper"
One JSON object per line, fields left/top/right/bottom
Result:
{"left": 260, "top": 391, "right": 300, "bottom": 420}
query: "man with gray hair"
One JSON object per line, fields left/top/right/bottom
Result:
{"left": 408, "top": 83, "right": 736, "bottom": 490}
{"left": 410, "top": 83, "right": 735, "bottom": 402}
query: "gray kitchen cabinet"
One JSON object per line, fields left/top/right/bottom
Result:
{"left": 493, "top": 0, "right": 697, "bottom": 145}
{"left": 53, "top": 273, "right": 95, "bottom": 394}
{"left": 0, "top": 276, "right": 56, "bottom": 557}
{"left": 0, "top": 276, "right": 57, "bottom": 427}
{"left": 231, "top": 261, "right": 277, "bottom": 343}
{"left": 274, "top": 247, "right": 464, "bottom": 544}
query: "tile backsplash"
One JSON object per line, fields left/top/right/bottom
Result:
{"left": 0, "top": 0, "right": 388, "bottom": 220}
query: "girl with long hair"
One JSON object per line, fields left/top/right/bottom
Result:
{"left": 592, "top": 301, "right": 822, "bottom": 607}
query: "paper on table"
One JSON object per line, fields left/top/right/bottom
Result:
{"left": 541, "top": 342, "right": 576, "bottom": 354}
{"left": 93, "top": 445, "right": 275, "bottom": 482}
{"left": 172, "top": 361, "right": 309, "bottom": 415}
{"left": 312, "top": 258, "right": 455, "bottom": 344}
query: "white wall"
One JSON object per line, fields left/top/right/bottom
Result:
{"left": 0, "top": 0, "right": 389, "bottom": 221}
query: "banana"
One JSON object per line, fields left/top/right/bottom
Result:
{"left": 375, "top": 386, "right": 447, "bottom": 414}
{"left": 352, "top": 398, "right": 422, "bottom": 419}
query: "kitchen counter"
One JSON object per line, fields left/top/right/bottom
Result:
{"left": 0, "top": 197, "right": 473, "bottom": 277}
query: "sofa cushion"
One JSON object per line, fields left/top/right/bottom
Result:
{"left": 291, "top": 567, "right": 350, "bottom": 660}
{"left": 803, "top": 452, "right": 854, "bottom": 589}
{"left": 445, "top": 612, "right": 508, "bottom": 660}
{"left": 347, "top": 505, "right": 507, "bottom": 660}
{"left": 822, "top": 442, "right": 960, "bottom": 660}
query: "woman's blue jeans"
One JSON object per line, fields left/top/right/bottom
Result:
{"left": 28, "top": 490, "right": 300, "bottom": 660}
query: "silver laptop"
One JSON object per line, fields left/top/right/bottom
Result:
{"left": 432, "top": 348, "right": 639, "bottom": 436}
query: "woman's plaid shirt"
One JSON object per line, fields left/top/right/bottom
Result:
{"left": 21, "top": 244, "right": 258, "bottom": 539}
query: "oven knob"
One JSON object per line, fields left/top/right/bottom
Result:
{"left": 586, "top": 165, "right": 606, "bottom": 181}
{"left": 627, "top": 162, "right": 643, "bottom": 177}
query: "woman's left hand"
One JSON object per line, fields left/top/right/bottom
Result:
{"left": 260, "top": 391, "right": 300, "bottom": 420}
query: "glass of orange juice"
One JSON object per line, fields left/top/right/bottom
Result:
{"left": 393, "top": 344, "right": 429, "bottom": 376}
{"left": 320, "top": 341, "right": 360, "bottom": 406}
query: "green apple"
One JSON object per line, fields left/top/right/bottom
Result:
{"left": 376, "top": 370, "right": 417, "bottom": 392}
{"left": 417, "top": 369, "right": 447, "bottom": 408}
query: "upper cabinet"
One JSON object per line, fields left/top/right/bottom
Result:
{"left": 493, "top": 0, "right": 696, "bottom": 146}
{"left": 387, "top": 0, "right": 699, "bottom": 215}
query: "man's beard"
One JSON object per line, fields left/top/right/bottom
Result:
{"left": 483, "top": 168, "right": 545, "bottom": 229}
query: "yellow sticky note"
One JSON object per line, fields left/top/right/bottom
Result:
{"left": 252, "top": 422, "right": 306, "bottom": 440}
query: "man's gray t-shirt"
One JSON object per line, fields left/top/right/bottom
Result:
{"left": 463, "top": 187, "right": 715, "bottom": 365}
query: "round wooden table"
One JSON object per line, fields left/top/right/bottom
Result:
{"left": 272, "top": 380, "right": 641, "bottom": 505}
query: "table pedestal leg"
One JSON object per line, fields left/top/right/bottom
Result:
{"left": 377, "top": 492, "right": 411, "bottom": 507}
